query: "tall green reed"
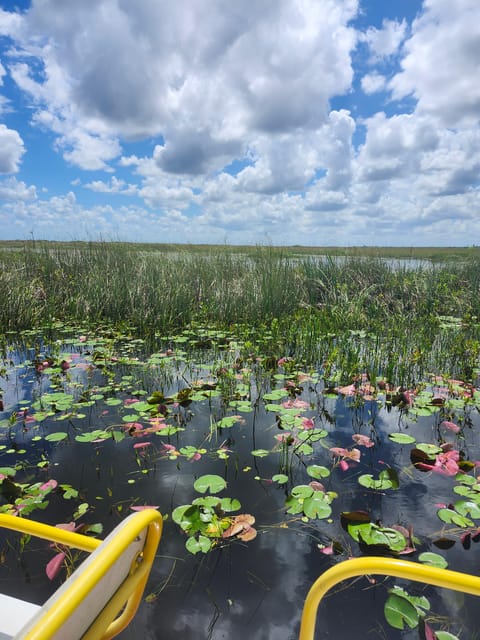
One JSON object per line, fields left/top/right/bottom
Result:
{"left": 1, "top": 242, "right": 479, "bottom": 385}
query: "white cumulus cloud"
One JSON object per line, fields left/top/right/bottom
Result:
{"left": 361, "top": 18, "right": 407, "bottom": 60}
{"left": 2, "top": 0, "right": 358, "bottom": 177}
{"left": 389, "top": 0, "right": 480, "bottom": 126}
{"left": 0, "top": 124, "right": 25, "bottom": 173}
{"left": 361, "top": 72, "right": 387, "bottom": 95}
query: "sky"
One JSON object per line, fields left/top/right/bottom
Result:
{"left": 0, "top": 0, "right": 479, "bottom": 246}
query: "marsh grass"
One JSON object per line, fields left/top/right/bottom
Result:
{"left": 1, "top": 242, "right": 479, "bottom": 385}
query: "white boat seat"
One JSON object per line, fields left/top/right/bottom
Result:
{"left": 0, "top": 593, "right": 41, "bottom": 639}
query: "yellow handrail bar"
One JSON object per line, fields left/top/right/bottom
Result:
{"left": 0, "top": 513, "right": 102, "bottom": 553}
{"left": 299, "top": 556, "right": 480, "bottom": 640}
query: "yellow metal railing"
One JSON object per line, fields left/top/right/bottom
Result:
{"left": 0, "top": 509, "right": 162, "bottom": 640}
{"left": 299, "top": 556, "right": 480, "bottom": 640}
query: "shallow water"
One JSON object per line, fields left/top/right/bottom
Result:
{"left": 0, "top": 333, "right": 479, "bottom": 639}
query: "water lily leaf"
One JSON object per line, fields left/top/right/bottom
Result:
{"left": 418, "top": 552, "right": 448, "bottom": 569}
{"left": 358, "top": 472, "right": 394, "bottom": 490}
{"left": 394, "top": 586, "right": 430, "bottom": 613}
{"left": 388, "top": 433, "right": 416, "bottom": 444}
{"left": 409, "top": 407, "right": 433, "bottom": 417}
{"left": 437, "top": 508, "right": 474, "bottom": 528}
{"left": 453, "top": 485, "right": 480, "bottom": 499}
{"left": 384, "top": 593, "right": 420, "bottom": 630}
{"left": 172, "top": 505, "right": 193, "bottom": 529}
{"left": 154, "top": 426, "right": 184, "bottom": 436}
{"left": 272, "top": 474, "right": 289, "bottom": 484}
{"left": 192, "top": 496, "right": 219, "bottom": 508}
{"left": 384, "top": 586, "right": 429, "bottom": 631}
{"left": 44, "top": 432, "right": 68, "bottom": 442}
{"left": 219, "top": 497, "right": 241, "bottom": 512}
{"left": 251, "top": 449, "right": 270, "bottom": 457}
{"left": 0, "top": 467, "right": 17, "bottom": 477}
{"left": 60, "top": 484, "right": 79, "bottom": 499}
{"left": 105, "top": 398, "right": 122, "bottom": 406}
{"left": 285, "top": 496, "right": 304, "bottom": 514}
{"left": 306, "top": 465, "right": 330, "bottom": 480}
{"left": 32, "top": 411, "right": 50, "bottom": 422}
{"left": 122, "top": 414, "right": 141, "bottom": 423}
{"left": 455, "top": 473, "right": 476, "bottom": 485}
{"left": 359, "top": 525, "right": 407, "bottom": 551}
{"left": 201, "top": 389, "right": 221, "bottom": 398}
{"left": 228, "top": 400, "right": 252, "bottom": 412}
{"left": 454, "top": 499, "right": 480, "bottom": 519}
{"left": 291, "top": 485, "right": 314, "bottom": 499}
{"left": 193, "top": 474, "right": 227, "bottom": 494}
{"left": 129, "top": 401, "right": 152, "bottom": 413}
{"left": 264, "top": 403, "right": 283, "bottom": 413}
{"left": 186, "top": 535, "right": 211, "bottom": 554}
{"left": 435, "top": 632, "right": 461, "bottom": 640}
{"left": 75, "top": 430, "right": 110, "bottom": 442}
{"left": 297, "top": 429, "right": 328, "bottom": 441}
{"left": 416, "top": 443, "right": 442, "bottom": 456}
{"left": 445, "top": 398, "right": 466, "bottom": 410}
{"left": 295, "top": 443, "right": 313, "bottom": 455}
{"left": 263, "top": 389, "right": 289, "bottom": 401}
{"left": 214, "top": 415, "right": 242, "bottom": 429}
{"left": 302, "top": 493, "right": 332, "bottom": 519}
{"left": 82, "top": 522, "right": 103, "bottom": 535}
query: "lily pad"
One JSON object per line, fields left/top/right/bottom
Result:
{"left": 302, "top": 493, "right": 332, "bottom": 519}
{"left": 306, "top": 465, "right": 330, "bottom": 480}
{"left": 437, "top": 508, "right": 474, "bottom": 528}
{"left": 418, "top": 552, "right": 448, "bottom": 569}
{"left": 193, "top": 474, "right": 227, "bottom": 494}
{"left": 44, "top": 432, "right": 68, "bottom": 442}
{"left": 388, "top": 433, "right": 416, "bottom": 444}
{"left": 186, "top": 535, "right": 212, "bottom": 554}
{"left": 251, "top": 449, "right": 270, "bottom": 457}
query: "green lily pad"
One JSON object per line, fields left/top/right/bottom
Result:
{"left": 193, "top": 474, "right": 227, "bottom": 494}
{"left": 186, "top": 535, "right": 212, "bottom": 554}
{"left": 418, "top": 552, "right": 448, "bottom": 569}
{"left": 44, "top": 432, "right": 68, "bottom": 442}
{"left": 251, "top": 449, "right": 270, "bottom": 457}
{"left": 416, "top": 443, "right": 442, "bottom": 456}
{"left": 306, "top": 465, "right": 330, "bottom": 479}
{"left": 454, "top": 499, "right": 480, "bottom": 519}
{"left": 384, "top": 593, "right": 420, "bottom": 630}
{"left": 384, "top": 586, "right": 429, "bottom": 630}
{"left": 291, "top": 485, "right": 314, "bottom": 499}
{"left": 303, "top": 493, "right": 332, "bottom": 519}
{"left": 437, "top": 508, "right": 474, "bottom": 528}
{"left": 388, "top": 433, "right": 416, "bottom": 444}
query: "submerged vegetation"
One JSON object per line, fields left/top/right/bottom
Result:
{"left": 1, "top": 242, "right": 480, "bottom": 638}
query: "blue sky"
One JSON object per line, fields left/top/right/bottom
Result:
{"left": 0, "top": 0, "right": 479, "bottom": 245}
